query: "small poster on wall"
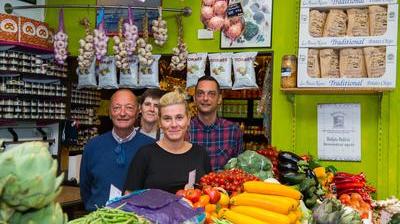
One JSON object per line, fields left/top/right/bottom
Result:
{"left": 220, "top": 0, "right": 272, "bottom": 48}
{"left": 317, "top": 103, "right": 361, "bottom": 161}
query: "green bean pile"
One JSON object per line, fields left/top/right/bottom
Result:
{"left": 68, "top": 207, "right": 151, "bottom": 224}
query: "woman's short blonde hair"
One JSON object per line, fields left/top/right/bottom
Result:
{"left": 159, "top": 87, "right": 189, "bottom": 117}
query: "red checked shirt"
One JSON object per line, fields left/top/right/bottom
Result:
{"left": 188, "top": 117, "right": 244, "bottom": 171}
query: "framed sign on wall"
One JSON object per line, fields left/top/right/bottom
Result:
{"left": 221, "top": 0, "right": 273, "bottom": 49}
{"left": 96, "top": 0, "right": 161, "bottom": 36}
{"left": 19, "top": 0, "right": 37, "bottom": 4}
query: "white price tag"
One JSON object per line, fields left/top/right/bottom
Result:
{"left": 184, "top": 169, "right": 196, "bottom": 190}
{"left": 108, "top": 184, "right": 122, "bottom": 201}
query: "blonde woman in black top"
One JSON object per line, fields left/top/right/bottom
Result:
{"left": 125, "top": 88, "right": 211, "bottom": 193}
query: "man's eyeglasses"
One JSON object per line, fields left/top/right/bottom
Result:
{"left": 111, "top": 104, "right": 137, "bottom": 113}
{"left": 195, "top": 90, "right": 218, "bottom": 98}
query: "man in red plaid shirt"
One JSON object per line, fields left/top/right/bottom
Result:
{"left": 188, "top": 76, "right": 243, "bottom": 171}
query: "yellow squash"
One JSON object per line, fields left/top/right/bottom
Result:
{"left": 230, "top": 206, "right": 291, "bottom": 224}
{"left": 241, "top": 192, "right": 299, "bottom": 210}
{"left": 219, "top": 208, "right": 269, "bottom": 224}
{"left": 230, "top": 194, "right": 292, "bottom": 214}
{"left": 243, "top": 181, "right": 302, "bottom": 200}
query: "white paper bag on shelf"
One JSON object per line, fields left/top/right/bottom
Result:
{"left": 138, "top": 55, "right": 161, "bottom": 88}
{"left": 98, "top": 56, "right": 118, "bottom": 89}
{"left": 77, "top": 59, "right": 97, "bottom": 89}
{"left": 119, "top": 55, "right": 140, "bottom": 88}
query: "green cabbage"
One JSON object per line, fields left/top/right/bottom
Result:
{"left": 224, "top": 150, "right": 273, "bottom": 180}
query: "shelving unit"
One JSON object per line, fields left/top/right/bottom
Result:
{"left": 281, "top": 87, "right": 393, "bottom": 95}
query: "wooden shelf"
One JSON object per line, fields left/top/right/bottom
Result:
{"left": 281, "top": 87, "right": 393, "bottom": 95}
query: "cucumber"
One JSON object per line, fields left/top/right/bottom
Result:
{"left": 281, "top": 172, "right": 306, "bottom": 185}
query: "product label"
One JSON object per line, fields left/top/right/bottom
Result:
{"left": 227, "top": 0, "right": 243, "bottom": 17}
{"left": 281, "top": 67, "right": 292, "bottom": 77}
{"left": 184, "top": 169, "right": 196, "bottom": 190}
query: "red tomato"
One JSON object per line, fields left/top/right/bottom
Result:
{"left": 203, "top": 187, "right": 221, "bottom": 204}
{"left": 176, "top": 189, "right": 187, "bottom": 198}
{"left": 185, "top": 189, "right": 202, "bottom": 203}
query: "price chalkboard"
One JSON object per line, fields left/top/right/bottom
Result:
{"left": 227, "top": 2, "right": 243, "bottom": 17}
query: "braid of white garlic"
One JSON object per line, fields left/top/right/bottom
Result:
{"left": 170, "top": 15, "right": 188, "bottom": 71}
{"left": 77, "top": 18, "right": 95, "bottom": 74}
{"left": 152, "top": 7, "right": 168, "bottom": 46}
{"left": 113, "top": 18, "right": 129, "bottom": 73}
{"left": 137, "top": 13, "right": 154, "bottom": 71}
{"left": 123, "top": 7, "right": 139, "bottom": 56}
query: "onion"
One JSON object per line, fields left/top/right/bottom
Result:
{"left": 222, "top": 16, "right": 245, "bottom": 42}
{"left": 213, "top": 1, "right": 227, "bottom": 16}
{"left": 208, "top": 16, "right": 225, "bottom": 31}
{"left": 201, "top": 6, "right": 214, "bottom": 20}
{"left": 202, "top": 0, "right": 215, "bottom": 6}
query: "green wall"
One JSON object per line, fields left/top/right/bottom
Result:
{"left": 45, "top": 0, "right": 400, "bottom": 199}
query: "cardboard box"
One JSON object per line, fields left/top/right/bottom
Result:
{"left": 35, "top": 22, "right": 50, "bottom": 48}
{"left": 299, "top": 4, "right": 398, "bottom": 47}
{"left": 20, "top": 16, "right": 51, "bottom": 48}
{"left": 297, "top": 46, "right": 397, "bottom": 88}
{"left": 47, "top": 27, "right": 54, "bottom": 50}
{"left": 301, "top": 0, "right": 396, "bottom": 8}
{"left": 0, "top": 14, "right": 19, "bottom": 42}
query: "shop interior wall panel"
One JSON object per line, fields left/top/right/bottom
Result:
{"left": 44, "top": 0, "right": 400, "bottom": 198}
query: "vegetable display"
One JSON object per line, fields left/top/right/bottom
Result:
{"left": 170, "top": 15, "right": 188, "bottom": 71}
{"left": 373, "top": 196, "right": 400, "bottom": 223}
{"left": 256, "top": 146, "right": 279, "bottom": 176}
{"left": 312, "top": 198, "right": 361, "bottom": 224}
{"left": 107, "top": 189, "right": 204, "bottom": 224}
{"left": 0, "top": 141, "right": 66, "bottom": 223}
{"left": 201, "top": 0, "right": 228, "bottom": 31}
{"left": 77, "top": 18, "right": 95, "bottom": 74}
{"left": 224, "top": 150, "right": 273, "bottom": 180}
{"left": 276, "top": 151, "right": 324, "bottom": 209}
{"left": 222, "top": 16, "right": 245, "bottom": 43}
{"left": 113, "top": 18, "right": 129, "bottom": 73}
{"left": 54, "top": 9, "right": 68, "bottom": 65}
{"left": 222, "top": 181, "right": 303, "bottom": 224}
{"left": 176, "top": 187, "right": 228, "bottom": 223}
{"left": 152, "top": 7, "right": 168, "bottom": 46}
{"left": 10, "top": 202, "right": 66, "bottom": 224}
{"left": 200, "top": 169, "right": 259, "bottom": 193}
{"left": 68, "top": 207, "right": 150, "bottom": 224}
{"left": 137, "top": 13, "right": 154, "bottom": 74}
{"left": 93, "top": 8, "right": 108, "bottom": 62}
{"left": 123, "top": 7, "right": 139, "bottom": 56}
{"left": 333, "top": 172, "right": 375, "bottom": 204}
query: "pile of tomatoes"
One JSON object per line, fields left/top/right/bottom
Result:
{"left": 339, "top": 193, "right": 371, "bottom": 219}
{"left": 176, "top": 187, "right": 230, "bottom": 224}
{"left": 199, "top": 169, "right": 259, "bottom": 193}
{"left": 256, "top": 146, "right": 279, "bottom": 175}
